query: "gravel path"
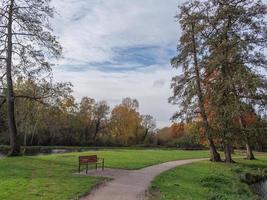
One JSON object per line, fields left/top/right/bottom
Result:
{"left": 80, "top": 158, "right": 205, "bottom": 200}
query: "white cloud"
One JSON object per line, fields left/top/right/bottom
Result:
{"left": 54, "top": 66, "right": 178, "bottom": 128}
{"left": 51, "top": 0, "right": 180, "bottom": 65}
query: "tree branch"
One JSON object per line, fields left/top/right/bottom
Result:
{"left": 14, "top": 95, "right": 49, "bottom": 106}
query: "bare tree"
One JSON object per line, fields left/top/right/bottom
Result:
{"left": 92, "top": 101, "right": 110, "bottom": 142}
{"left": 141, "top": 114, "right": 156, "bottom": 142}
{"left": 0, "top": 0, "right": 62, "bottom": 155}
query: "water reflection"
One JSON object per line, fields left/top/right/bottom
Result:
{"left": 0, "top": 147, "right": 99, "bottom": 156}
{"left": 251, "top": 180, "right": 267, "bottom": 199}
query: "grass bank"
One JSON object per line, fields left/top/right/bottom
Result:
{"left": 0, "top": 149, "right": 209, "bottom": 200}
{"left": 150, "top": 155, "right": 267, "bottom": 200}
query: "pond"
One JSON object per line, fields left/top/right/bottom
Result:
{"left": 251, "top": 180, "right": 267, "bottom": 199}
{"left": 0, "top": 147, "right": 100, "bottom": 156}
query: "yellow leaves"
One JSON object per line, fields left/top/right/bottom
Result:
{"left": 59, "top": 96, "right": 76, "bottom": 113}
{"left": 109, "top": 102, "right": 142, "bottom": 145}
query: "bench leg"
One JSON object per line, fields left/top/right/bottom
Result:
{"left": 102, "top": 159, "right": 104, "bottom": 170}
{"left": 86, "top": 164, "right": 88, "bottom": 174}
{"left": 78, "top": 164, "right": 80, "bottom": 173}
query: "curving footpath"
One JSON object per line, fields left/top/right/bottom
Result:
{"left": 80, "top": 158, "right": 206, "bottom": 200}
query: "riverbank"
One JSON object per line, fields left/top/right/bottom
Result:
{"left": 150, "top": 156, "right": 267, "bottom": 200}
{"left": 0, "top": 145, "right": 209, "bottom": 156}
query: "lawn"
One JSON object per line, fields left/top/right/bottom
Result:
{"left": 150, "top": 154, "right": 267, "bottom": 200}
{"left": 0, "top": 148, "right": 209, "bottom": 200}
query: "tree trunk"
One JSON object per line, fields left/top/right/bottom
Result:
{"left": 191, "top": 23, "right": 221, "bottom": 162}
{"left": 245, "top": 138, "right": 255, "bottom": 160}
{"left": 231, "top": 145, "right": 235, "bottom": 154}
{"left": 142, "top": 129, "right": 149, "bottom": 143}
{"left": 224, "top": 142, "right": 234, "bottom": 163}
{"left": 208, "top": 138, "right": 221, "bottom": 162}
{"left": 6, "top": 0, "right": 20, "bottom": 156}
{"left": 238, "top": 117, "right": 256, "bottom": 160}
{"left": 23, "top": 133, "right": 27, "bottom": 146}
{"left": 135, "top": 124, "right": 139, "bottom": 144}
{"left": 93, "top": 120, "right": 100, "bottom": 143}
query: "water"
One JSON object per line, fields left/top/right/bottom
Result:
{"left": 251, "top": 180, "right": 267, "bottom": 199}
{"left": 0, "top": 147, "right": 100, "bottom": 156}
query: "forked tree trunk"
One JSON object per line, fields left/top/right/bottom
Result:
{"left": 191, "top": 23, "right": 221, "bottom": 162}
{"left": 224, "top": 142, "right": 234, "bottom": 163}
{"left": 245, "top": 138, "right": 255, "bottom": 160}
{"left": 6, "top": 0, "right": 20, "bottom": 156}
{"left": 238, "top": 117, "right": 255, "bottom": 160}
{"left": 208, "top": 138, "right": 221, "bottom": 162}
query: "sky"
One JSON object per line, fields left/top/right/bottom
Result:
{"left": 51, "top": 0, "right": 183, "bottom": 128}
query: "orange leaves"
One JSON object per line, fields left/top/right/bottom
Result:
{"left": 203, "top": 69, "right": 220, "bottom": 86}
{"left": 170, "top": 123, "right": 185, "bottom": 138}
{"left": 242, "top": 112, "right": 257, "bottom": 127}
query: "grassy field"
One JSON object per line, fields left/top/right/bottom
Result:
{"left": 0, "top": 149, "right": 209, "bottom": 200}
{"left": 150, "top": 154, "right": 267, "bottom": 200}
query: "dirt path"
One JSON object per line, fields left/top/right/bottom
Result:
{"left": 80, "top": 158, "right": 205, "bottom": 200}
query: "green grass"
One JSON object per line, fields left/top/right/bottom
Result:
{"left": 0, "top": 148, "right": 209, "bottom": 200}
{"left": 39, "top": 149, "right": 209, "bottom": 169}
{"left": 150, "top": 155, "right": 267, "bottom": 200}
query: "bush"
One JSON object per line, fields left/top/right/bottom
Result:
{"left": 174, "top": 135, "right": 204, "bottom": 150}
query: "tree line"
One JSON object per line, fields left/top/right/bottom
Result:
{"left": 156, "top": 121, "right": 267, "bottom": 152}
{"left": 0, "top": 80, "right": 157, "bottom": 147}
{"left": 170, "top": 0, "right": 267, "bottom": 162}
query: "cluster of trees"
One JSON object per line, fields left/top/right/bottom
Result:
{"left": 0, "top": 85, "right": 157, "bottom": 147}
{"left": 156, "top": 121, "right": 267, "bottom": 151}
{"left": 156, "top": 122, "right": 203, "bottom": 149}
{"left": 170, "top": 0, "right": 267, "bottom": 162}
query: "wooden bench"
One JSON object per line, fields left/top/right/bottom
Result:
{"left": 78, "top": 155, "right": 104, "bottom": 174}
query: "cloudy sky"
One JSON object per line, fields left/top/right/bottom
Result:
{"left": 51, "top": 0, "right": 182, "bottom": 128}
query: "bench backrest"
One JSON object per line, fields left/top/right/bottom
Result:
{"left": 79, "top": 155, "right": 97, "bottom": 164}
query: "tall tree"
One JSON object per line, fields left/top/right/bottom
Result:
{"left": 0, "top": 0, "right": 62, "bottom": 155}
{"left": 205, "top": 0, "right": 267, "bottom": 162}
{"left": 170, "top": 1, "right": 221, "bottom": 161}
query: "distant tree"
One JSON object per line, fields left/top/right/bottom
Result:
{"left": 110, "top": 98, "right": 142, "bottom": 145}
{"left": 122, "top": 97, "right": 139, "bottom": 111}
{"left": 141, "top": 114, "right": 156, "bottom": 142}
{"left": 92, "top": 101, "right": 110, "bottom": 142}
{"left": 0, "top": 0, "right": 62, "bottom": 155}
{"left": 78, "top": 97, "right": 95, "bottom": 144}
